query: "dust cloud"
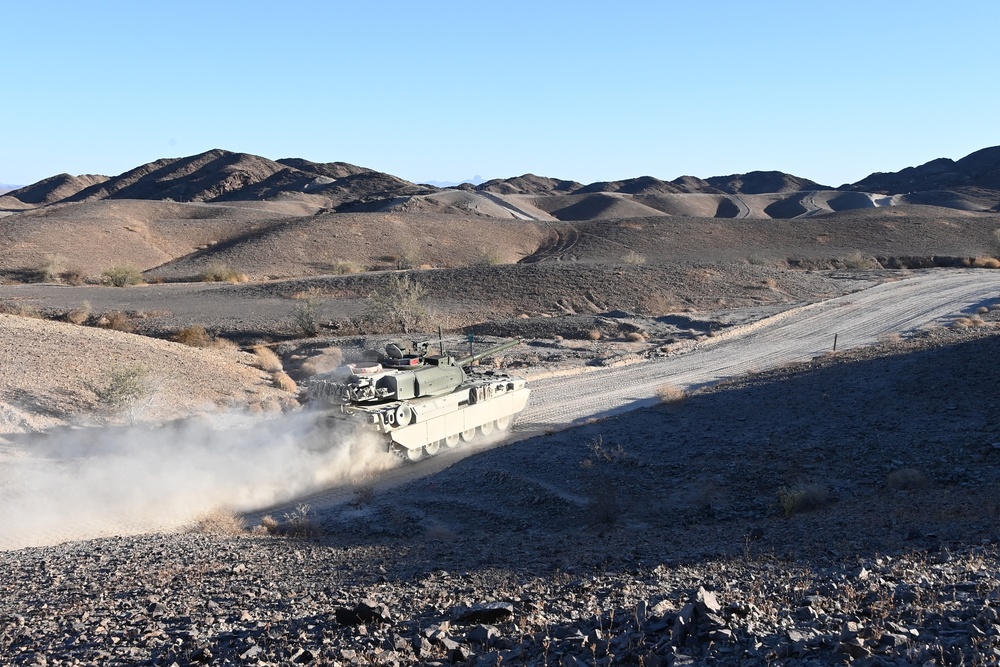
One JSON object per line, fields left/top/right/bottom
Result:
{"left": 0, "top": 411, "right": 399, "bottom": 550}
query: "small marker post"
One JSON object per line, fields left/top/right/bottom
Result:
{"left": 833, "top": 334, "right": 838, "bottom": 351}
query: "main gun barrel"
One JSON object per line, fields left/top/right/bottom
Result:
{"left": 455, "top": 339, "right": 522, "bottom": 367}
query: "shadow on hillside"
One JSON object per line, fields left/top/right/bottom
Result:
{"left": 311, "top": 333, "right": 1000, "bottom": 580}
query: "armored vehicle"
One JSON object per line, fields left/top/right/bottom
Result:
{"left": 307, "top": 339, "right": 529, "bottom": 460}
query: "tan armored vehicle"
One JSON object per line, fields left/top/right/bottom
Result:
{"left": 307, "top": 339, "right": 530, "bottom": 460}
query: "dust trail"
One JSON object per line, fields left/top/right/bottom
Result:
{"left": 0, "top": 411, "right": 399, "bottom": 550}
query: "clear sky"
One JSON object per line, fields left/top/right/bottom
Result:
{"left": 2, "top": 0, "right": 998, "bottom": 188}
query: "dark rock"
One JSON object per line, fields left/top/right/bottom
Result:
{"left": 456, "top": 602, "right": 514, "bottom": 624}
{"left": 466, "top": 624, "right": 499, "bottom": 645}
{"left": 290, "top": 647, "right": 314, "bottom": 663}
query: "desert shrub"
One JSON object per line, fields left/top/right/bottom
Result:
{"left": 476, "top": 246, "right": 505, "bottom": 266}
{"left": 253, "top": 345, "right": 284, "bottom": 372}
{"left": 978, "top": 306, "right": 990, "bottom": 314}
{"left": 258, "top": 504, "right": 319, "bottom": 538}
{"left": 199, "top": 263, "right": 247, "bottom": 283}
{"left": 291, "top": 287, "right": 323, "bottom": 337}
{"left": 886, "top": 468, "right": 929, "bottom": 491}
{"left": 102, "top": 263, "right": 144, "bottom": 287}
{"left": 173, "top": 325, "right": 213, "bottom": 347}
{"left": 972, "top": 257, "right": 1000, "bottom": 269}
{"left": 363, "top": 274, "right": 428, "bottom": 334}
{"left": 777, "top": 483, "right": 830, "bottom": 517}
{"left": 622, "top": 250, "right": 647, "bottom": 265}
{"left": 192, "top": 509, "right": 246, "bottom": 535}
{"left": 65, "top": 301, "right": 93, "bottom": 325}
{"left": 98, "top": 311, "right": 135, "bottom": 333}
{"left": 328, "top": 259, "right": 364, "bottom": 275}
{"left": 0, "top": 302, "right": 44, "bottom": 318}
{"left": 32, "top": 254, "right": 65, "bottom": 283}
{"left": 625, "top": 331, "right": 646, "bottom": 342}
{"left": 657, "top": 384, "right": 688, "bottom": 403}
{"left": 92, "top": 364, "right": 152, "bottom": 411}
{"left": 840, "top": 251, "right": 878, "bottom": 270}
{"left": 586, "top": 328, "right": 602, "bottom": 341}
{"left": 60, "top": 269, "right": 87, "bottom": 286}
{"left": 585, "top": 477, "right": 620, "bottom": 527}
{"left": 952, "top": 316, "right": 984, "bottom": 328}
{"left": 273, "top": 371, "right": 298, "bottom": 393}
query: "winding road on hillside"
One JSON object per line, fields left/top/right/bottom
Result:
{"left": 259, "top": 269, "right": 1000, "bottom": 518}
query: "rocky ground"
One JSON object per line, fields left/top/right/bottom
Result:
{"left": 3, "top": 316, "right": 1000, "bottom": 666}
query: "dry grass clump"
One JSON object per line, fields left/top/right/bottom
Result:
{"left": 617, "top": 221, "right": 643, "bottom": 231}
{"left": 32, "top": 254, "right": 65, "bottom": 283}
{"left": 328, "top": 259, "right": 364, "bottom": 275}
{"left": 625, "top": 331, "right": 647, "bottom": 342}
{"left": 972, "top": 257, "right": 1000, "bottom": 269}
{"left": 97, "top": 311, "right": 135, "bottom": 333}
{"left": 199, "top": 263, "right": 248, "bottom": 283}
{"left": 65, "top": 301, "right": 92, "bottom": 325}
{"left": 256, "top": 504, "right": 319, "bottom": 538}
{"left": 886, "top": 467, "right": 930, "bottom": 491}
{"left": 273, "top": 371, "right": 298, "bottom": 393}
{"left": 586, "top": 328, "right": 602, "bottom": 341}
{"left": 0, "top": 302, "right": 44, "bottom": 319}
{"left": 476, "top": 246, "right": 506, "bottom": 266}
{"left": 978, "top": 306, "right": 990, "bottom": 314}
{"left": 777, "top": 483, "right": 831, "bottom": 517}
{"left": 622, "top": 250, "right": 647, "bottom": 265}
{"left": 102, "top": 263, "right": 144, "bottom": 287}
{"left": 952, "top": 316, "right": 985, "bottom": 328}
{"left": 253, "top": 345, "right": 284, "bottom": 372}
{"left": 656, "top": 384, "right": 688, "bottom": 403}
{"left": 192, "top": 509, "right": 246, "bottom": 535}
{"left": 60, "top": 269, "right": 87, "bottom": 286}
{"left": 173, "top": 325, "right": 213, "bottom": 347}
{"left": 840, "top": 251, "right": 878, "bottom": 270}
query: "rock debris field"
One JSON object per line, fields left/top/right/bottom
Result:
{"left": 3, "top": 317, "right": 1000, "bottom": 666}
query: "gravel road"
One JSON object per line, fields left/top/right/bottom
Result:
{"left": 520, "top": 269, "right": 1000, "bottom": 430}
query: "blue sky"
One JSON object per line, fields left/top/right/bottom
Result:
{"left": 2, "top": 1, "right": 998, "bottom": 188}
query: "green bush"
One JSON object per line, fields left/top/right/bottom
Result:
{"left": 102, "top": 264, "right": 144, "bottom": 287}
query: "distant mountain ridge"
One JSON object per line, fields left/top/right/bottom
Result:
{"left": 2, "top": 146, "right": 999, "bottom": 219}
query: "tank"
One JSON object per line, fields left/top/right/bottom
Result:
{"left": 306, "top": 338, "right": 530, "bottom": 460}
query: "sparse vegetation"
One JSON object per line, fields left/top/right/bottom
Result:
{"left": 173, "top": 325, "right": 213, "bottom": 347}
{"left": 475, "top": 246, "right": 506, "bottom": 266}
{"left": 291, "top": 287, "right": 323, "bottom": 337}
{"left": 102, "top": 263, "right": 144, "bottom": 287}
{"left": 777, "top": 483, "right": 830, "bottom": 517}
{"left": 624, "top": 331, "right": 646, "bottom": 342}
{"left": 32, "top": 254, "right": 65, "bottom": 283}
{"left": 840, "top": 251, "right": 878, "bottom": 270}
{"left": 327, "top": 259, "right": 364, "bottom": 275}
{"left": 0, "top": 302, "right": 44, "bottom": 319}
{"left": 363, "top": 274, "right": 428, "bottom": 334}
{"left": 252, "top": 345, "right": 284, "bottom": 372}
{"left": 98, "top": 311, "right": 135, "bottom": 333}
{"left": 273, "top": 371, "right": 298, "bottom": 393}
{"left": 972, "top": 256, "right": 1000, "bottom": 269}
{"left": 656, "top": 384, "right": 688, "bottom": 403}
{"left": 65, "top": 301, "right": 92, "bottom": 325}
{"left": 192, "top": 509, "right": 246, "bottom": 535}
{"left": 199, "top": 263, "right": 248, "bottom": 283}
{"left": 258, "top": 503, "right": 319, "bottom": 538}
{"left": 586, "top": 328, "right": 602, "bottom": 341}
{"left": 91, "top": 364, "right": 153, "bottom": 412}
{"left": 622, "top": 250, "right": 647, "bottom": 265}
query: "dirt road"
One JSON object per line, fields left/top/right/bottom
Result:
{"left": 267, "top": 268, "right": 1000, "bottom": 520}
{"left": 520, "top": 269, "right": 1000, "bottom": 430}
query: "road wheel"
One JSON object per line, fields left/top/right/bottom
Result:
{"left": 404, "top": 446, "right": 423, "bottom": 462}
{"left": 479, "top": 421, "right": 495, "bottom": 437}
{"left": 424, "top": 440, "right": 440, "bottom": 456}
{"left": 445, "top": 433, "right": 460, "bottom": 448}
{"left": 495, "top": 415, "right": 512, "bottom": 431}
{"left": 460, "top": 428, "right": 476, "bottom": 442}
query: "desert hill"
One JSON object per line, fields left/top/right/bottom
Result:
{"left": 4, "top": 146, "right": 1000, "bottom": 223}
